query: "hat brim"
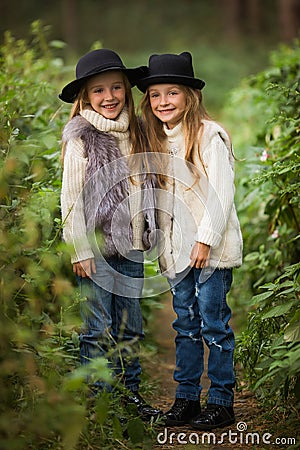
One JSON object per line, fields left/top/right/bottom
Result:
{"left": 136, "top": 75, "right": 205, "bottom": 93}
{"left": 59, "top": 66, "right": 147, "bottom": 103}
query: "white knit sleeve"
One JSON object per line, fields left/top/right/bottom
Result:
{"left": 61, "top": 138, "right": 94, "bottom": 263}
{"left": 195, "top": 134, "right": 235, "bottom": 248}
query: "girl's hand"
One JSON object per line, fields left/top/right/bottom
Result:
{"left": 73, "top": 258, "right": 96, "bottom": 278}
{"left": 189, "top": 242, "right": 210, "bottom": 269}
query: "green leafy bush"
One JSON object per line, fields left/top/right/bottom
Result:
{"left": 225, "top": 40, "right": 300, "bottom": 411}
{"left": 0, "top": 22, "right": 164, "bottom": 450}
{"left": 0, "top": 21, "right": 85, "bottom": 450}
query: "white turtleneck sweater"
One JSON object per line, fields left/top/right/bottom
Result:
{"left": 156, "top": 120, "right": 243, "bottom": 277}
{"left": 61, "top": 108, "right": 145, "bottom": 263}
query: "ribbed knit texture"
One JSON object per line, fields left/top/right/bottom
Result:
{"left": 61, "top": 108, "right": 145, "bottom": 263}
{"left": 164, "top": 121, "right": 234, "bottom": 247}
{"left": 163, "top": 123, "right": 193, "bottom": 272}
{"left": 80, "top": 109, "right": 145, "bottom": 250}
{"left": 157, "top": 120, "right": 242, "bottom": 276}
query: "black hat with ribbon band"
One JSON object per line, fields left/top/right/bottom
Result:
{"left": 136, "top": 52, "right": 205, "bottom": 93}
{"left": 59, "top": 48, "right": 147, "bottom": 103}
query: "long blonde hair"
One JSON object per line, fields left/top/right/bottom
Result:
{"left": 61, "top": 72, "right": 146, "bottom": 161}
{"left": 140, "top": 85, "right": 212, "bottom": 186}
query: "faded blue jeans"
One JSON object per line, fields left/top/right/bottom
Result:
{"left": 78, "top": 251, "right": 144, "bottom": 393}
{"left": 168, "top": 267, "right": 235, "bottom": 407}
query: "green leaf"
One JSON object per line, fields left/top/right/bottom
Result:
{"left": 62, "top": 404, "right": 85, "bottom": 450}
{"left": 40, "top": 133, "right": 57, "bottom": 149}
{"left": 284, "top": 321, "right": 300, "bottom": 342}
{"left": 249, "top": 291, "right": 274, "bottom": 306}
{"left": 126, "top": 417, "right": 145, "bottom": 444}
{"left": 95, "top": 394, "right": 110, "bottom": 425}
{"left": 244, "top": 252, "right": 260, "bottom": 262}
{"left": 112, "top": 414, "right": 123, "bottom": 439}
{"left": 50, "top": 39, "right": 66, "bottom": 49}
{"left": 276, "top": 287, "right": 297, "bottom": 296}
{"left": 261, "top": 300, "right": 296, "bottom": 319}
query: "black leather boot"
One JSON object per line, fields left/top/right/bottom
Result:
{"left": 190, "top": 403, "right": 235, "bottom": 430}
{"left": 125, "top": 392, "right": 162, "bottom": 421}
{"left": 164, "top": 398, "right": 201, "bottom": 426}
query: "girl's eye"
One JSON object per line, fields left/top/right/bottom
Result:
{"left": 169, "top": 91, "right": 178, "bottom": 96}
{"left": 150, "top": 93, "right": 159, "bottom": 98}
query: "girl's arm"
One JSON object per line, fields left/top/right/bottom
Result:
{"left": 195, "top": 133, "right": 235, "bottom": 250}
{"left": 61, "top": 138, "right": 95, "bottom": 268}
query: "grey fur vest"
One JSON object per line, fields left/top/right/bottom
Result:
{"left": 63, "top": 115, "right": 156, "bottom": 257}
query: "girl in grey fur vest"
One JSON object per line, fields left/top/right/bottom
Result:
{"left": 59, "top": 49, "right": 161, "bottom": 420}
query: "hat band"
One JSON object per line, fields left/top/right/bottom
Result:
{"left": 82, "top": 64, "right": 125, "bottom": 78}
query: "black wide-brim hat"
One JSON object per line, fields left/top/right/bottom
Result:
{"left": 137, "top": 52, "right": 205, "bottom": 93}
{"left": 59, "top": 48, "right": 147, "bottom": 103}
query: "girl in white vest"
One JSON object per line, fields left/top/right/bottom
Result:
{"left": 59, "top": 49, "right": 161, "bottom": 420}
{"left": 138, "top": 52, "right": 243, "bottom": 430}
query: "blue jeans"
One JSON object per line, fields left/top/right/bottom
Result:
{"left": 168, "top": 267, "right": 235, "bottom": 406}
{"left": 78, "top": 251, "right": 144, "bottom": 393}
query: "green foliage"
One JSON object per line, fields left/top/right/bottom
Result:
{"left": 225, "top": 40, "right": 300, "bottom": 411}
{"left": 0, "top": 22, "right": 164, "bottom": 449}
{"left": 0, "top": 21, "right": 83, "bottom": 449}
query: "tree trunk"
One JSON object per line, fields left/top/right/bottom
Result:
{"left": 223, "top": 0, "right": 242, "bottom": 43}
{"left": 247, "top": 0, "right": 261, "bottom": 35}
{"left": 62, "top": 0, "right": 79, "bottom": 54}
{"left": 278, "top": 0, "right": 300, "bottom": 41}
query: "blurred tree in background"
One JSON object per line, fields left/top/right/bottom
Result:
{"left": 1, "top": 0, "right": 299, "bottom": 114}
{"left": 1, "top": 0, "right": 299, "bottom": 54}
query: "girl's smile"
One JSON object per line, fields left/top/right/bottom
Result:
{"left": 86, "top": 71, "right": 126, "bottom": 119}
{"left": 148, "top": 84, "right": 186, "bottom": 129}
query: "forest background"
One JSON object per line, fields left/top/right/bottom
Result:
{"left": 0, "top": 0, "right": 299, "bottom": 449}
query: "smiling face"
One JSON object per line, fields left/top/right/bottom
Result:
{"left": 86, "top": 70, "right": 126, "bottom": 119}
{"left": 148, "top": 84, "right": 187, "bottom": 129}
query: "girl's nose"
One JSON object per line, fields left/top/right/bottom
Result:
{"left": 104, "top": 89, "right": 114, "bottom": 100}
{"left": 160, "top": 95, "right": 169, "bottom": 105}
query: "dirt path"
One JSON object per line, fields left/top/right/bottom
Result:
{"left": 146, "top": 294, "right": 294, "bottom": 449}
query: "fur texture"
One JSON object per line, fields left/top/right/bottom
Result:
{"left": 63, "top": 116, "right": 156, "bottom": 257}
